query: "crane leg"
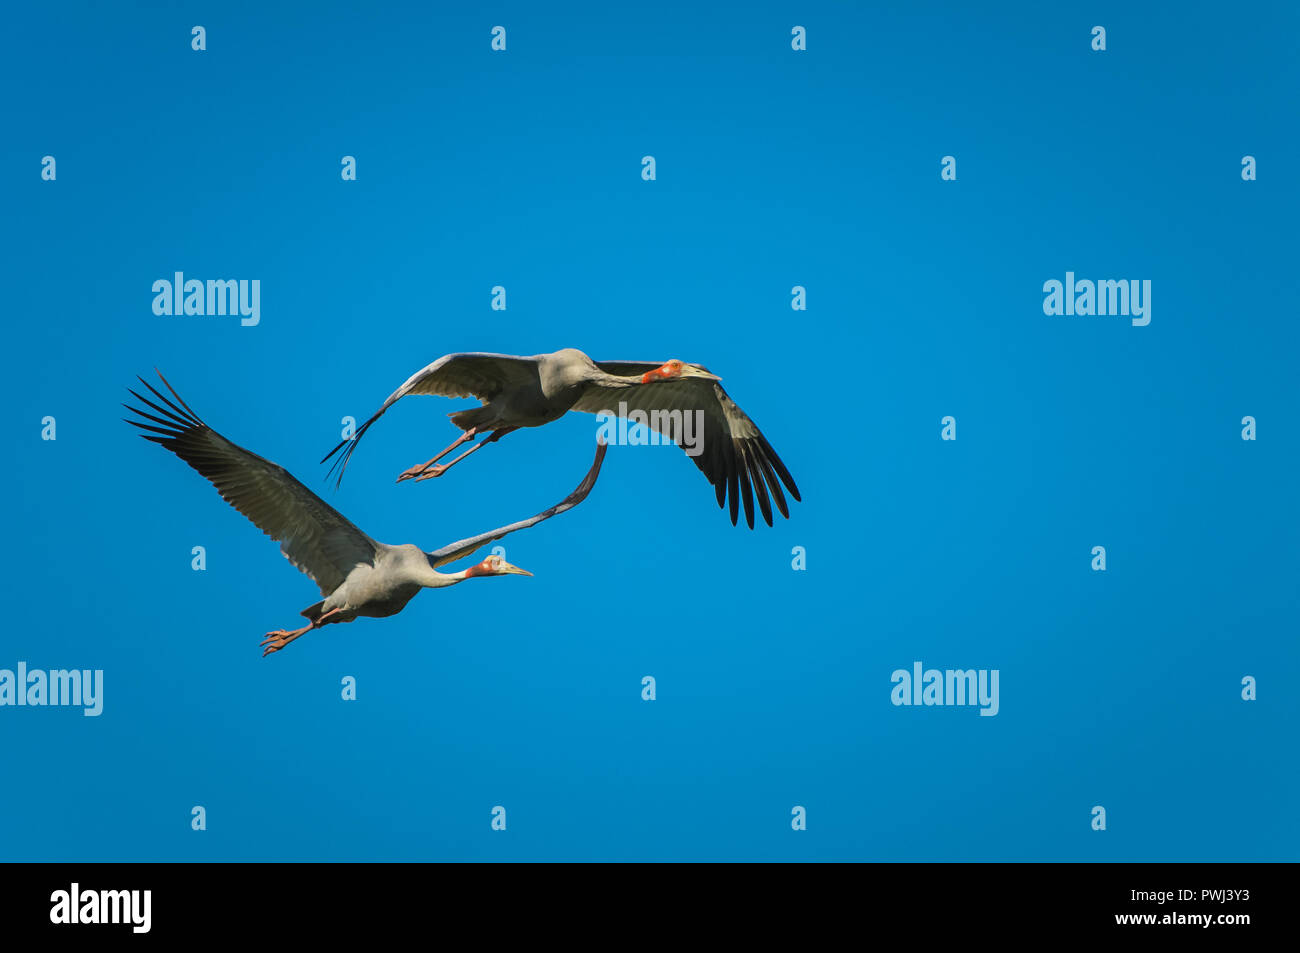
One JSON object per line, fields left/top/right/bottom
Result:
{"left": 261, "top": 608, "right": 344, "bottom": 657}
{"left": 410, "top": 427, "right": 519, "bottom": 482}
{"left": 396, "top": 428, "right": 479, "bottom": 482}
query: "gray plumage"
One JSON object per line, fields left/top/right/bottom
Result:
{"left": 321, "top": 348, "right": 799, "bottom": 529}
{"left": 125, "top": 372, "right": 606, "bottom": 655}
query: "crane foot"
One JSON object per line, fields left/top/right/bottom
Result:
{"left": 261, "top": 627, "right": 306, "bottom": 657}
{"left": 412, "top": 464, "right": 449, "bottom": 481}
{"left": 396, "top": 463, "right": 432, "bottom": 482}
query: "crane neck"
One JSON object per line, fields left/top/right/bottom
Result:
{"left": 414, "top": 562, "right": 470, "bottom": 589}
{"left": 587, "top": 369, "right": 644, "bottom": 389}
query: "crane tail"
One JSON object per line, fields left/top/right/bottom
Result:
{"left": 300, "top": 600, "right": 328, "bottom": 622}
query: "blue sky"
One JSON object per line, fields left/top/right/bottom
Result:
{"left": 1, "top": 1, "right": 1296, "bottom": 860}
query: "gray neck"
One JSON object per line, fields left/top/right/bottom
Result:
{"left": 587, "top": 369, "right": 643, "bottom": 388}
{"left": 414, "top": 560, "right": 470, "bottom": 589}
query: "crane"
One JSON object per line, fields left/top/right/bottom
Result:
{"left": 125, "top": 372, "right": 606, "bottom": 656}
{"left": 321, "top": 348, "right": 799, "bottom": 529}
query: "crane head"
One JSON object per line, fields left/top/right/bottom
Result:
{"left": 640, "top": 359, "right": 721, "bottom": 384}
{"left": 470, "top": 553, "right": 533, "bottom": 577}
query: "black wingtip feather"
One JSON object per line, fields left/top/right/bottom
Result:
{"left": 757, "top": 433, "right": 800, "bottom": 502}
{"left": 321, "top": 417, "right": 377, "bottom": 489}
{"left": 153, "top": 368, "right": 205, "bottom": 424}
{"left": 735, "top": 448, "right": 755, "bottom": 529}
{"left": 320, "top": 439, "right": 347, "bottom": 465}
{"left": 127, "top": 419, "right": 184, "bottom": 438}
{"left": 727, "top": 474, "right": 739, "bottom": 525}
{"left": 123, "top": 402, "right": 184, "bottom": 432}
{"left": 742, "top": 443, "right": 774, "bottom": 527}
{"left": 137, "top": 376, "right": 200, "bottom": 430}
{"left": 753, "top": 450, "right": 789, "bottom": 520}
{"left": 124, "top": 373, "right": 209, "bottom": 453}
{"left": 126, "top": 397, "right": 188, "bottom": 437}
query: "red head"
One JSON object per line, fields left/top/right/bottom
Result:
{"left": 641, "top": 359, "right": 685, "bottom": 383}
{"left": 464, "top": 554, "right": 533, "bottom": 578}
{"left": 641, "top": 359, "right": 722, "bottom": 385}
{"left": 640, "top": 359, "right": 721, "bottom": 384}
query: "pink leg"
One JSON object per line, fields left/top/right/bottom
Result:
{"left": 261, "top": 607, "right": 344, "bottom": 657}
{"left": 412, "top": 427, "right": 519, "bottom": 481}
{"left": 396, "top": 428, "right": 478, "bottom": 482}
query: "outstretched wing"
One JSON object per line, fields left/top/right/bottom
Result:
{"left": 125, "top": 372, "right": 380, "bottom": 597}
{"left": 572, "top": 365, "right": 800, "bottom": 529}
{"left": 426, "top": 441, "right": 607, "bottom": 568}
{"left": 320, "top": 352, "right": 541, "bottom": 486}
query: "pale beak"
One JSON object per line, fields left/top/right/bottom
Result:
{"left": 498, "top": 560, "right": 533, "bottom": 576}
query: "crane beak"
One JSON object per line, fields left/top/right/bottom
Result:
{"left": 497, "top": 560, "right": 533, "bottom": 577}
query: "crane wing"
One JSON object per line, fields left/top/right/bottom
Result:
{"left": 320, "top": 352, "right": 541, "bottom": 486}
{"left": 125, "top": 373, "right": 380, "bottom": 597}
{"left": 572, "top": 368, "right": 800, "bottom": 528}
{"left": 426, "top": 441, "right": 607, "bottom": 568}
